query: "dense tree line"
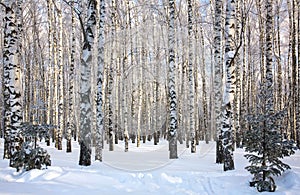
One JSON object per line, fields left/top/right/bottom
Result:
{"left": 0, "top": 0, "right": 299, "bottom": 176}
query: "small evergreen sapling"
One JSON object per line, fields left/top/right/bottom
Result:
{"left": 11, "top": 141, "right": 51, "bottom": 171}
{"left": 244, "top": 85, "right": 296, "bottom": 192}
{"left": 10, "top": 123, "right": 53, "bottom": 172}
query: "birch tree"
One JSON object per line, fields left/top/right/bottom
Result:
{"left": 0, "top": 12, "right": 3, "bottom": 139}
{"left": 222, "top": 0, "right": 236, "bottom": 171}
{"left": 187, "top": 0, "right": 196, "bottom": 153}
{"left": 2, "top": 0, "right": 23, "bottom": 167}
{"left": 66, "top": 0, "right": 76, "bottom": 153}
{"left": 289, "top": 0, "right": 298, "bottom": 145}
{"left": 234, "top": 0, "right": 241, "bottom": 148}
{"left": 199, "top": 14, "right": 209, "bottom": 144}
{"left": 265, "top": 0, "right": 274, "bottom": 113}
{"left": 122, "top": 0, "right": 131, "bottom": 151}
{"left": 46, "top": 0, "right": 54, "bottom": 143}
{"left": 57, "top": 0, "right": 63, "bottom": 151}
{"left": 168, "top": 0, "right": 178, "bottom": 159}
{"left": 137, "top": 53, "right": 143, "bottom": 148}
{"left": 79, "top": 0, "right": 97, "bottom": 166}
{"left": 52, "top": 5, "right": 59, "bottom": 147}
{"left": 214, "top": 0, "right": 223, "bottom": 164}
{"left": 95, "top": 0, "right": 105, "bottom": 161}
{"left": 256, "top": 0, "right": 265, "bottom": 81}
{"left": 297, "top": 0, "right": 300, "bottom": 147}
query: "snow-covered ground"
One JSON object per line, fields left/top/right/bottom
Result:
{"left": 1, "top": 138, "right": 300, "bottom": 195}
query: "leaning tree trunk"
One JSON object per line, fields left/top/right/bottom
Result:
{"left": 222, "top": 0, "right": 236, "bottom": 171}
{"left": 168, "top": 0, "right": 178, "bottom": 159}
{"left": 2, "top": 1, "right": 23, "bottom": 166}
{"left": 79, "top": 0, "right": 97, "bottom": 166}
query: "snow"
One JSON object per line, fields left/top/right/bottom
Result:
{"left": 227, "top": 50, "right": 236, "bottom": 58}
{"left": 1, "top": 138, "right": 300, "bottom": 195}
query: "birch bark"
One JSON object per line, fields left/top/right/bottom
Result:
{"left": 168, "top": 0, "right": 178, "bottom": 159}
{"left": 214, "top": 0, "right": 223, "bottom": 164}
{"left": 187, "top": 0, "right": 196, "bottom": 153}
{"left": 66, "top": 0, "right": 76, "bottom": 153}
{"left": 95, "top": 0, "right": 105, "bottom": 161}
{"left": 79, "top": 0, "right": 97, "bottom": 166}
{"left": 2, "top": 1, "right": 23, "bottom": 166}
{"left": 222, "top": 0, "right": 236, "bottom": 171}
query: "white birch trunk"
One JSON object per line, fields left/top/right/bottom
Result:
{"left": 297, "top": 0, "right": 300, "bottom": 146}
{"left": 46, "top": 0, "right": 53, "bottom": 142}
{"left": 265, "top": 0, "right": 274, "bottom": 112}
{"left": 57, "top": 0, "right": 63, "bottom": 151}
{"left": 199, "top": 16, "right": 209, "bottom": 144}
{"left": 107, "top": 0, "right": 116, "bottom": 151}
{"left": 222, "top": 0, "right": 236, "bottom": 171}
{"left": 53, "top": 7, "right": 59, "bottom": 147}
{"left": 168, "top": 0, "right": 178, "bottom": 159}
{"left": 187, "top": 0, "right": 196, "bottom": 153}
{"left": 95, "top": 0, "right": 105, "bottom": 161}
{"left": 2, "top": 1, "right": 23, "bottom": 166}
{"left": 234, "top": 0, "right": 241, "bottom": 148}
{"left": 153, "top": 18, "right": 159, "bottom": 145}
{"left": 79, "top": 0, "right": 97, "bottom": 166}
{"left": 214, "top": 0, "right": 224, "bottom": 164}
{"left": 66, "top": 0, "right": 76, "bottom": 153}
{"left": 122, "top": 0, "right": 131, "bottom": 152}
{"left": 137, "top": 54, "right": 143, "bottom": 148}
{"left": 290, "top": 0, "right": 297, "bottom": 143}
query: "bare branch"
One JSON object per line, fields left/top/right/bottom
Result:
{"left": 62, "top": 0, "right": 87, "bottom": 46}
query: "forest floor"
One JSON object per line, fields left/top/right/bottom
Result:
{"left": 0, "top": 138, "right": 300, "bottom": 194}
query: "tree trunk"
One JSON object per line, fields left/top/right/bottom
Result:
{"left": 289, "top": 0, "right": 297, "bottom": 144}
{"left": 79, "top": 0, "right": 97, "bottom": 166}
{"left": 199, "top": 16, "right": 209, "bottom": 144}
{"left": 234, "top": 0, "right": 241, "bottom": 149}
{"left": 137, "top": 52, "right": 143, "bottom": 148}
{"left": 168, "top": 0, "right": 178, "bottom": 159}
{"left": 297, "top": 0, "right": 300, "bottom": 147}
{"left": 66, "top": 0, "right": 76, "bottom": 153}
{"left": 57, "top": 0, "right": 63, "bottom": 151}
{"left": 122, "top": 0, "right": 131, "bottom": 152}
{"left": 256, "top": 0, "right": 265, "bottom": 81}
{"left": 95, "top": 0, "right": 105, "bottom": 161}
{"left": 222, "top": 0, "right": 236, "bottom": 171}
{"left": 2, "top": 1, "right": 23, "bottom": 166}
{"left": 187, "top": 0, "right": 196, "bottom": 153}
{"left": 53, "top": 6, "right": 59, "bottom": 147}
{"left": 265, "top": 0, "right": 274, "bottom": 112}
{"left": 214, "top": 0, "right": 223, "bottom": 164}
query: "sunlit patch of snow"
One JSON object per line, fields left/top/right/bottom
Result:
{"left": 227, "top": 50, "right": 235, "bottom": 58}
{"left": 161, "top": 173, "right": 182, "bottom": 184}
